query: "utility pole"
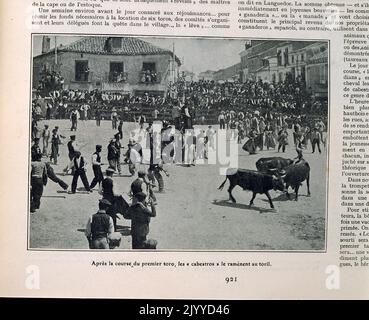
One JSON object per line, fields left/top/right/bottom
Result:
{"left": 54, "top": 36, "right": 58, "bottom": 67}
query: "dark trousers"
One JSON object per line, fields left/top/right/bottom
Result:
{"left": 71, "top": 169, "right": 90, "bottom": 192}
{"left": 31, "top": 177, "right": 44, "bottom": 211}
{"left": 90, "top": 165, "right": 103, "bottom": 189}
{"left": 96, "top": 119, "right": 101, "bottom": 126}
{"left": 148, "top": 170, "right": 164, "bottom": 191}
{"left": 71, "top": 119, "right": 77, "bottom": 131}
{"left": 89, "top": 237, "right": 109, "bottom": 249}
{"left": 219, "top": 119, "right": 225, "bottom": 129}
{"left": 278, "top": 143, "right": 286, "bottom": 153}
{"left": 47, "top": 164, "right": 68, "bottom": 190}
{"left": 132, "top": 235, "right": 147, "bottom": 249}
{"left": 312, "top": 139, "right": 321, "bottom": 153}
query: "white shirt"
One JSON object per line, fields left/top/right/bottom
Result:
{"left": 130, "top": 148, "right": 141, "bottom": 164}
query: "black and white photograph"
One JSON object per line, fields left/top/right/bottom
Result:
{"left": 30, "top": 35, "right": 329, "bottom": 251}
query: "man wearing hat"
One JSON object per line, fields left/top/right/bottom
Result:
{"left": 71, "top": 151, "right": 91, "bottom": 193}
{"left": 101, "top": 167, "right": 120, "bottom": 230}
{"left": 70, "top": 108, "right": 79, "bottom": 131}
{"left": 124, "top": 140, "right": 142, "bottom": 176}
{"left": 130, "top": 170, "right": 157, "bottom": 204}
{"left": 114, "top": 133, "right": 123, "bottom": 175}
{"left": 218, "top": 111, "right": 225, "bottom": 130}
{"left": 31, "top": 137, "right": 42, "bottom": 162}
{"left": 41, "top": 124, "right": 51, "bottom": 157}
{"left": 85, "top": 199, "right": 115, "bottom": 249}
{"left": 107, "top": 138, "right": 119, "bottom": 173}
{"left": 310, "top": 127, "right": 322, "bottom": 154}
{"left": 63, "top": 135, "right": 78, "bottom": 174}
{"left": 30, "top": 152, "right": 48, "bottom": 213}
{"left": 125, "top": 192, "right": 156, "bottom": 249}
{"left": 90, "top": 145, "right": 104, "bottom": 190}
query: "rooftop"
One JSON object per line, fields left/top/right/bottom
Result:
{"left": 35, "top": 36, "right": 181, "bottom": 65}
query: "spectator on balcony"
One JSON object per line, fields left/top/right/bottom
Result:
{"left": 83, "top": 67, "right": 90, "bottom": 82}
{"left": 151, "top": 71, "right": 157, "bottom": 83}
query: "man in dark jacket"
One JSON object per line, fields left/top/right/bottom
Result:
{"left": 30, "top": 153, "right": 48, "bottom": 213}
{"left": 71, "top": 151, "right": 91, "bottom": 193}
{"left": 126, "top": 192, "right": 156, "bottom": 249}
{"left": 85, "top": 199, "right": 115, "bottom": 249}
{"left": 107, "top": 139, "right": 118, "bottom": 172}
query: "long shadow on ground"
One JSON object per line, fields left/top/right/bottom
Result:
{"left": 212, "top": 199, "right": 276, "bottom": 214}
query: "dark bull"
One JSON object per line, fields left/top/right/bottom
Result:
{"left": 218, "top": 168, "right": 285, "bottom": 209}
{"left": 279, "top": 159, "right": 311, "bottom": 201}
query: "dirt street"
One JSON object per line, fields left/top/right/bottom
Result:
{"left": 30, "top": 120, "right": 327, "bottom": 251}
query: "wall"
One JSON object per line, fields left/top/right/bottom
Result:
{"left": 33, "top": 51, "right": 174, "bottom": 92}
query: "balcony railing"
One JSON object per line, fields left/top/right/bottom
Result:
{"left": 73, "top": 71, "right": 93, "bottom": 83}
{"left": 108, "top": 71, "right": 128, "bottom": 83}
{"left": 139, "top": 70, "right": 160, "bottom": 84}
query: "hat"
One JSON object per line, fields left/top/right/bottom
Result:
{"left": 137, "top": 170, "right": 146, "bottom": 178}
{"left": 96, "top": 144, "right": 102, "bottom": 149}
{"left": 70, "top": 135, "right": 76, "bottom": 139}
{"left": 99, "top": 199, "right": 112, "bottom": 207}
{"left": 114, "top": 133, "right": 120, "bottom": 138}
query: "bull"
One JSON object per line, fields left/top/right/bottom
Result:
{"left": 256, "top": 157, "right": 293, "bottom": 174}
{"left": 218, "top": 168, "right": 285, "bottom": 209}
{"left": 280, "top": 159, "right": 311, "bottom": 201}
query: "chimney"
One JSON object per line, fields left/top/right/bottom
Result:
{"left": 42, "top": 36, "right": 51, "bottom": 53}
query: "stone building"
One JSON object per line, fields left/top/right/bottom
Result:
{"left": 33, "top": 36, "right": 181, "bottom": 95}
{"left": 239, "top": 40, "right": 328, "bottom": 98}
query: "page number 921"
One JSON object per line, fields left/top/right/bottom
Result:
{"left": 225, "top": 277, "right": 237, "bottom": 284}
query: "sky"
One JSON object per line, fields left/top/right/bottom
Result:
{"left": 32, "top": 35, "right": 246, "bottom": 74}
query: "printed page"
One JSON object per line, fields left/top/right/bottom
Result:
{"left": 0, "top": 0, "right": 368, "bottom": 300}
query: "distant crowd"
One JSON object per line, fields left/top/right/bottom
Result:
{"left": 33, "top": 70, "right": 328, "bottom": 126}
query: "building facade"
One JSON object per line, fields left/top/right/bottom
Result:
{"left": 33, "top": 36, "right": 181, "bottom": 95}
{"left": 239, "top": 40, "right": 328, "bottom": 98}
{"left": 213, "top": 63, "right": 241, "bottom": 82}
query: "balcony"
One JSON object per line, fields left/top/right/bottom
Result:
{"left": 139, "top": 70, "right": 161, "bottom": 84}
{"left": 68, "top": 71, "right": 95, "bottom": 90}
{"left": 108, "top": 71, "right": 128, "bottom": 83}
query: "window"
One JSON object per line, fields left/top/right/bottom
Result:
{"left": 301, "top": 66, "right": 306, "bottom": 81}
{"left": 143, "top": 62, "right": 156, "bottom": 72}
{"left": 141, "top": 62, "right": 157, "bottom": 83}
{"left": 109, "top": 62, "right": 126, "bottom": 82}
{"left": 284, "top": 48, "right": 289, "bottom": 66}
{"left": 301, "top": 54, "right": 305, "bottom": 62}
{"left": 277, "top": 50, "right": 282, "bottom": 66}
{"left": 75, "top": 60, "right": 89, "bottom": 82}
{"left": 112, "top": 38, "right": 122, "bottom": 49}
{"left": 319, "top": 65, "right": 327, "bottom": 84}
{"left": 292, "top": 55, "right": 295, "bottom": 63}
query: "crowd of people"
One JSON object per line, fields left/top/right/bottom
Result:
{"left": 30, "top": 74, "right": 328, "bottom": 250}
{"left": 33, "top": 75, "right": 327, "bottom": 126}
